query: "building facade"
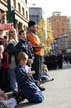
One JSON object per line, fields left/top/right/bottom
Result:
{"left": 68, "top": 17, "right": 71, "bottom": 32}
{"left": 29, "top": 7, "right": 43, "bottom": 23}
{"left": 0, "top": 0, "right": 29, "bottom": 30}
{"left": 48, "top": 12, "right": 68, "bottom": 38}
{"left": 53, "top": 32, "right": 71, "bottom": 54}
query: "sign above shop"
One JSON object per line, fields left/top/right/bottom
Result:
{"left": 0, "top": 23, "right": 13, "bottom": 30}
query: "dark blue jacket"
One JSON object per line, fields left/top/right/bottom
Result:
{"left": 15, "top": 39, "right": 34, "bottom": 64}
{"left": 15, "top": 65, "right": 40, "bottom": 97}
{"left": 6, "top": 40, "right": 17, "bottom": 65}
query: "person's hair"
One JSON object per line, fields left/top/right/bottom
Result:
{"left": 8, "top": 28, "right": 17, "bottom": 40}
{"left": 28, "top": 20, "right": 36, "bottom": 28}
{"left": 18, "top": 52, "right": 28, "bottom": 63}
{"left": 19, "top": 30, "right": 24, "bottom": 35}
{"left": 41, "top": 64, "right": 48, "bottom": 72}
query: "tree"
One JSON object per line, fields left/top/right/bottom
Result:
{"left": 37, "top": 19, "right": 54, "bottom": 53}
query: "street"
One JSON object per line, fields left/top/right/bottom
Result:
{"left": 17, "top": 68, "right": 71, "bottom": 108}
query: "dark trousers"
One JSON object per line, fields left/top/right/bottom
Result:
{"left": 32, "top": 55, "right": 42, "bottom": 81}
{"left": 0, "top": 67, "right": 2, "bottom": 89}
{"left": 0, "top": 68, "right": 10, "bottom": 92}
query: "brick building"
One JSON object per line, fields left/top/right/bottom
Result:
{"left": 48, "top": 12, "right": 68, "bottom": 38}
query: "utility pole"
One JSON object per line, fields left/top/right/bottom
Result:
{"left": 7, "top": 0, "right": 12, "bottom": 23}
{"left": 7, "top": 0, "right": 15, "bottom": 27}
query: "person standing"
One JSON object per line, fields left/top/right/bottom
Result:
{"left": 27, "top": 21, "right": 44, "bottom": 81}
{"left": 15, "top": 30, "right": 34, "bottom": 66}
{"left": 0, "top": 29, "right": 6, "bottom": 91}
{"left": 7, "top": 28, "right": 18, "bottom": 93}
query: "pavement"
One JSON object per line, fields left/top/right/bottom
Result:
{"left": 17, "top": 69, "right": 71, "bottom": 108}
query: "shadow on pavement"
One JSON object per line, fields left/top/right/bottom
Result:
{"left": 16, "top": 101, "right": 39, "bottom": 108}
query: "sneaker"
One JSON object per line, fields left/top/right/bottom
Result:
{"left": 38, "top": 86, "right": 45, "bottom": 91}
{"left": 13, "top": 92, "right": 24, "bottom": 104}
{"left": 16, "top": 96, "right": 24, "bottom": 104}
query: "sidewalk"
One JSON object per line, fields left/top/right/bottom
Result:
{"left": 17, "top": 69, "right": 71, "bottom": 108}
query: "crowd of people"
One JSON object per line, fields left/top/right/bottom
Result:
{"left": 44, "top": 53, "right": 71, "bottom": 70}
{"left": 0, "top": 21, "right": 54, "bottom": 108}
{"left": 44, "top": 53, "right": 63, "bottom": 70}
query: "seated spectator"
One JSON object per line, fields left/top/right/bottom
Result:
{"left": 15, "top": 52, "right": 44, "bottom": 103}
{"left": 0, "top": 88, "right": 17, "bottom": 108}
{"left": 0, "top": 88, "right": 8, "bottom": 100}
{"left": 40, "top": 64, "right": 54, "bottom": 82}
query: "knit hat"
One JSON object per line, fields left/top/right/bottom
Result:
{"left": 28, "top": 20, "right": 36, "bottom": 28}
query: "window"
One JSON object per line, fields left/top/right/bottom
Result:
{"left": 26, "top": 11, "right": 28, "bottom": 19}
{"left": 22, "top": 8, "right": 25, "bottom": 16}
{"left": 23, "top": 25, "right": 26, "bottom": 30}
{"left": 62, "top": 28, "right": 64, "bottom": 32}
{"left": 57, "top": 28, "right": 59, "bottom": 33}
{"left": 13, "top": 0, "right": 16, "bottom": 8}
{"left": 25, "top": 0, "right": 27, "bottom": 4}
{"left": 53, "top": 18, "right": 56, "bottom": 22}
{"left": 18, "top": 3, "right": 21, "bottom": 12}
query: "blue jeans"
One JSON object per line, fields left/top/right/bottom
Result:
{"left": 9, "top": 69, "right": 18, "bottom": 92}
{"left": 26, "top": 91, "right": 44, "bottom": 103}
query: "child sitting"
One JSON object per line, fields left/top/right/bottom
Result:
{"left": 15, "top": 52, "right": 44, "bottom": 103}
{"left": 40, "top": 64, "right": 54, "bottom": 82}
